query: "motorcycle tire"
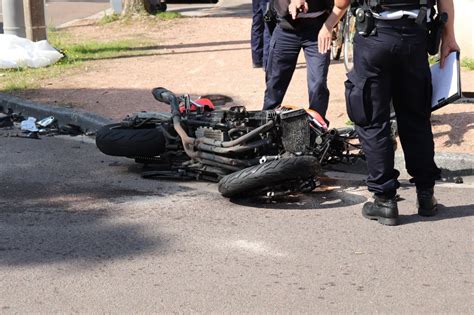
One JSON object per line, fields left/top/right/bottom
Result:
{"left": 218, "top": 156, "right": 321, "bottom": 198}
{"left": 96, "top": 124, "right": 166, "bottom": 157}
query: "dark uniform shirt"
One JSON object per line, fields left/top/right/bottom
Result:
{"left": 273, "top": 0, "right": 333, "bottom": 31}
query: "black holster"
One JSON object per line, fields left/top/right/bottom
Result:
{"left": 427, "top": 12, "right": 447, "bottom": 55}
{"left": 355, "top": 8, "right": 376, "bottom": 36}
{"left": 264, "top": 1, "right": 277, "bottom": 34}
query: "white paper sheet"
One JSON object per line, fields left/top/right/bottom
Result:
{"left": 430, "top": 51, "right": 461, "bottom": 109}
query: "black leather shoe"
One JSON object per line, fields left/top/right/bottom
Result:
{"left": 417, "top": 188, "right": 437, "bottom": 217}
{"left": 362, "top": 195, "right": 399, "bottom": 226}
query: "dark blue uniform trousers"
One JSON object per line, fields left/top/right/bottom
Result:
{"left": 263, "top": 20, "right": 330, "bottom": 118}
{"left": 251, "top": 0, "right": 271, "bottom": 67}
{"left": 345, "top": 18, "right": 441, "bottom": 196}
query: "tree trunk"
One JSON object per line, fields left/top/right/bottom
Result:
{"left": 122, "top": 0, "right": 147, "bottom": 16}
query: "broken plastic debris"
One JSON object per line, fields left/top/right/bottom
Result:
{"left": 37, "top": 116, "right": 56, "bottom": 128}
{"left": 10, "top": 131, "right": 40, "bottom": 139}
{"left": 7, "top": 109, "right": 24, "bottom": 122}
{"left": 20, "top": 117, "right": 39, "bottom": 132}
{"left": 0, "top": 113, "right": 13, "bottom": 128}
{"left": 59, "top": 123, "right": 82, "bottom": 136}
{"left": 25, "top": 132, "right": 39, "bottom": 139}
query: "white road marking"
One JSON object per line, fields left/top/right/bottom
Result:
{"left": 219, "top": 239, "right": 287, "bottom": 257}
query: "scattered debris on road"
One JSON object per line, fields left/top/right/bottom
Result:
{"left": 0, "top": 108, "right": 85, "bottom": 139}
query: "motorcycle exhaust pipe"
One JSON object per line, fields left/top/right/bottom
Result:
{"left": 173, "top": 115, "right": 274, "bottom": 158}
{"left": 197, "top": 138, "right": 271, "bottom": 155}
{"left": 172, "top": 116, "right": 199, "bottom": 159}
{"left": 156, "top": 87, "right": 275, "bottom": 163}
{"left": 172, "top": 116, "right": 258, "bottom": 168}
{"left": 196, "top": 120, "right": 275, "bottom": 148}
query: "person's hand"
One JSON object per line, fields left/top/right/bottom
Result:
{"left": 318, "top": 22, "right": 333, "bottom": 54}
{"left": 440, "top": 34, "right": 460, "bottom": 69}
{"left": 288, "top": 0, "right": 308, "bottom": 20}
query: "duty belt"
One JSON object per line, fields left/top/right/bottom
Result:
{"left": 358, "top": 0, "right": 435, "bottom": 24}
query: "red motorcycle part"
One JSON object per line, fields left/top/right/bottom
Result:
{"left": 306, "top": 109, "right": 328, "bottom": 130}
{"left": 179, "top": 98, "right": 215, "bottom": 113}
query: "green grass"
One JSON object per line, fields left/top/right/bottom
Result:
{"left": 56, "top": 39, "right": 154, "bottom": 63}
{"left": 461, "top": 58, "right": 474, "bottom": 71}
{"left": 0, "top": 29, "right": 156, "bottom": 92}
{"left": 3, "top": 78, "right": 32, "bottom": 92}
{"left": 155, "top": 11, "right": 182, "bottom": 20}
{"left": 98, "top": 12, "right": 120, "bottom": 25}
{"left": 0, "top": 63, "right": 79, "bottom": 93}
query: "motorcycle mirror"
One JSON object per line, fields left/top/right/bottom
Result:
{"left": 152, "top": 87, "right": 172, "bottom": 104}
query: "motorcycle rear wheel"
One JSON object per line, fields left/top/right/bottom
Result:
{"left": 96, "top": 123, "right": 166, "bottom": 157}
{"left": 218, "top": 156, "right": 321, "bottom": 198}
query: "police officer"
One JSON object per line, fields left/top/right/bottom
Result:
{"left": 251, "top": 0, "right": 272, "bottom": 69}
{"left": 263, "top": 0, "right": 348, "bottom": 120}
{"left": 338, "top": 0, "right": 459, "bottom": 226}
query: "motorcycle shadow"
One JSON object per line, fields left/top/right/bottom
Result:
{"left": 229, "top": 188, "right": 367, "bottom": 210}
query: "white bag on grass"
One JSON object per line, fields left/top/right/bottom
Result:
{"left": 0, "top": 34, "right": 63, "bottom": 69}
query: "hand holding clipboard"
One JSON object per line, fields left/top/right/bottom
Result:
{"left": 431, "top": 51, "right": 462, "bottom": 111}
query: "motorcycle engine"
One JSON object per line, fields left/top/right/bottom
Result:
{"left": 195, "top": 126, "right": 225, "bottom": 141}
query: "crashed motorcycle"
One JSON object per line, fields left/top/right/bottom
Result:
{"left": 96, "top": 87, "right": 365, "bottom": 198}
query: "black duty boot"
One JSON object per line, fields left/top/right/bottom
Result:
{"left": 417, "top": 188, "right": 437, "bottom": 217}
{"left": 362, "top": 195, "right": 399, "bottom": 226}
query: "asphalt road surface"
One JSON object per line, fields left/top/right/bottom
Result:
{"left": 0, "top": 127, "right": 472, "bottom": 313}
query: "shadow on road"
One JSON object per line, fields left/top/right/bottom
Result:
{"left": 0, "top": 132, "right": 177, "bottom": 267}
{"left": 73, "top": 46, "right": 250, "bottom": 62}
{"left": 71, "top": 40, "right": 250, "bottom": 54}
{"left": 230, "top": 190, "right": 367, "bottom": 210}
{"left": 432, "top": 111, "right": 474, "bottom": 147}
{"left": 67, "top": 39, "right": 251, "bottom": 62}
{"left": 12, "top": 88, "right": 241, "bottom": 122}
{"left": 0, "top": 182, "right": 169, "bottom": 267}
{"left": 399, "top": 203, "right": 474, "bottom": 225}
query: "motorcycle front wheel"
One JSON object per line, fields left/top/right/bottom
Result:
{"left": 218, "top": 156, "right": 321, "bottom": 198}
{"left": 96, "top": 123, "right": 167, "bottom": 157}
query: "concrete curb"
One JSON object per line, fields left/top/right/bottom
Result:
{"left": 455, "top": 97, "right": 474, "bottom": 104}
{"left": 0, "top": 93, "right": 114, "bottom": 133}
{"left": 1, "top": 92, "right": 472, "bottom": 177}
{"left": 395, "top": 152, "right": 473, "bottom": 178}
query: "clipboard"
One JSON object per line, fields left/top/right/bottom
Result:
{"left": 430, "top": 51, "right": 462, "bottom": 111}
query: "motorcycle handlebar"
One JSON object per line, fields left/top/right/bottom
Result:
{"left": 332, "top": 126, "right": 357, "bottom": 137}
{"left": 152, "top": 87, "right": 180, "bottom": 116}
